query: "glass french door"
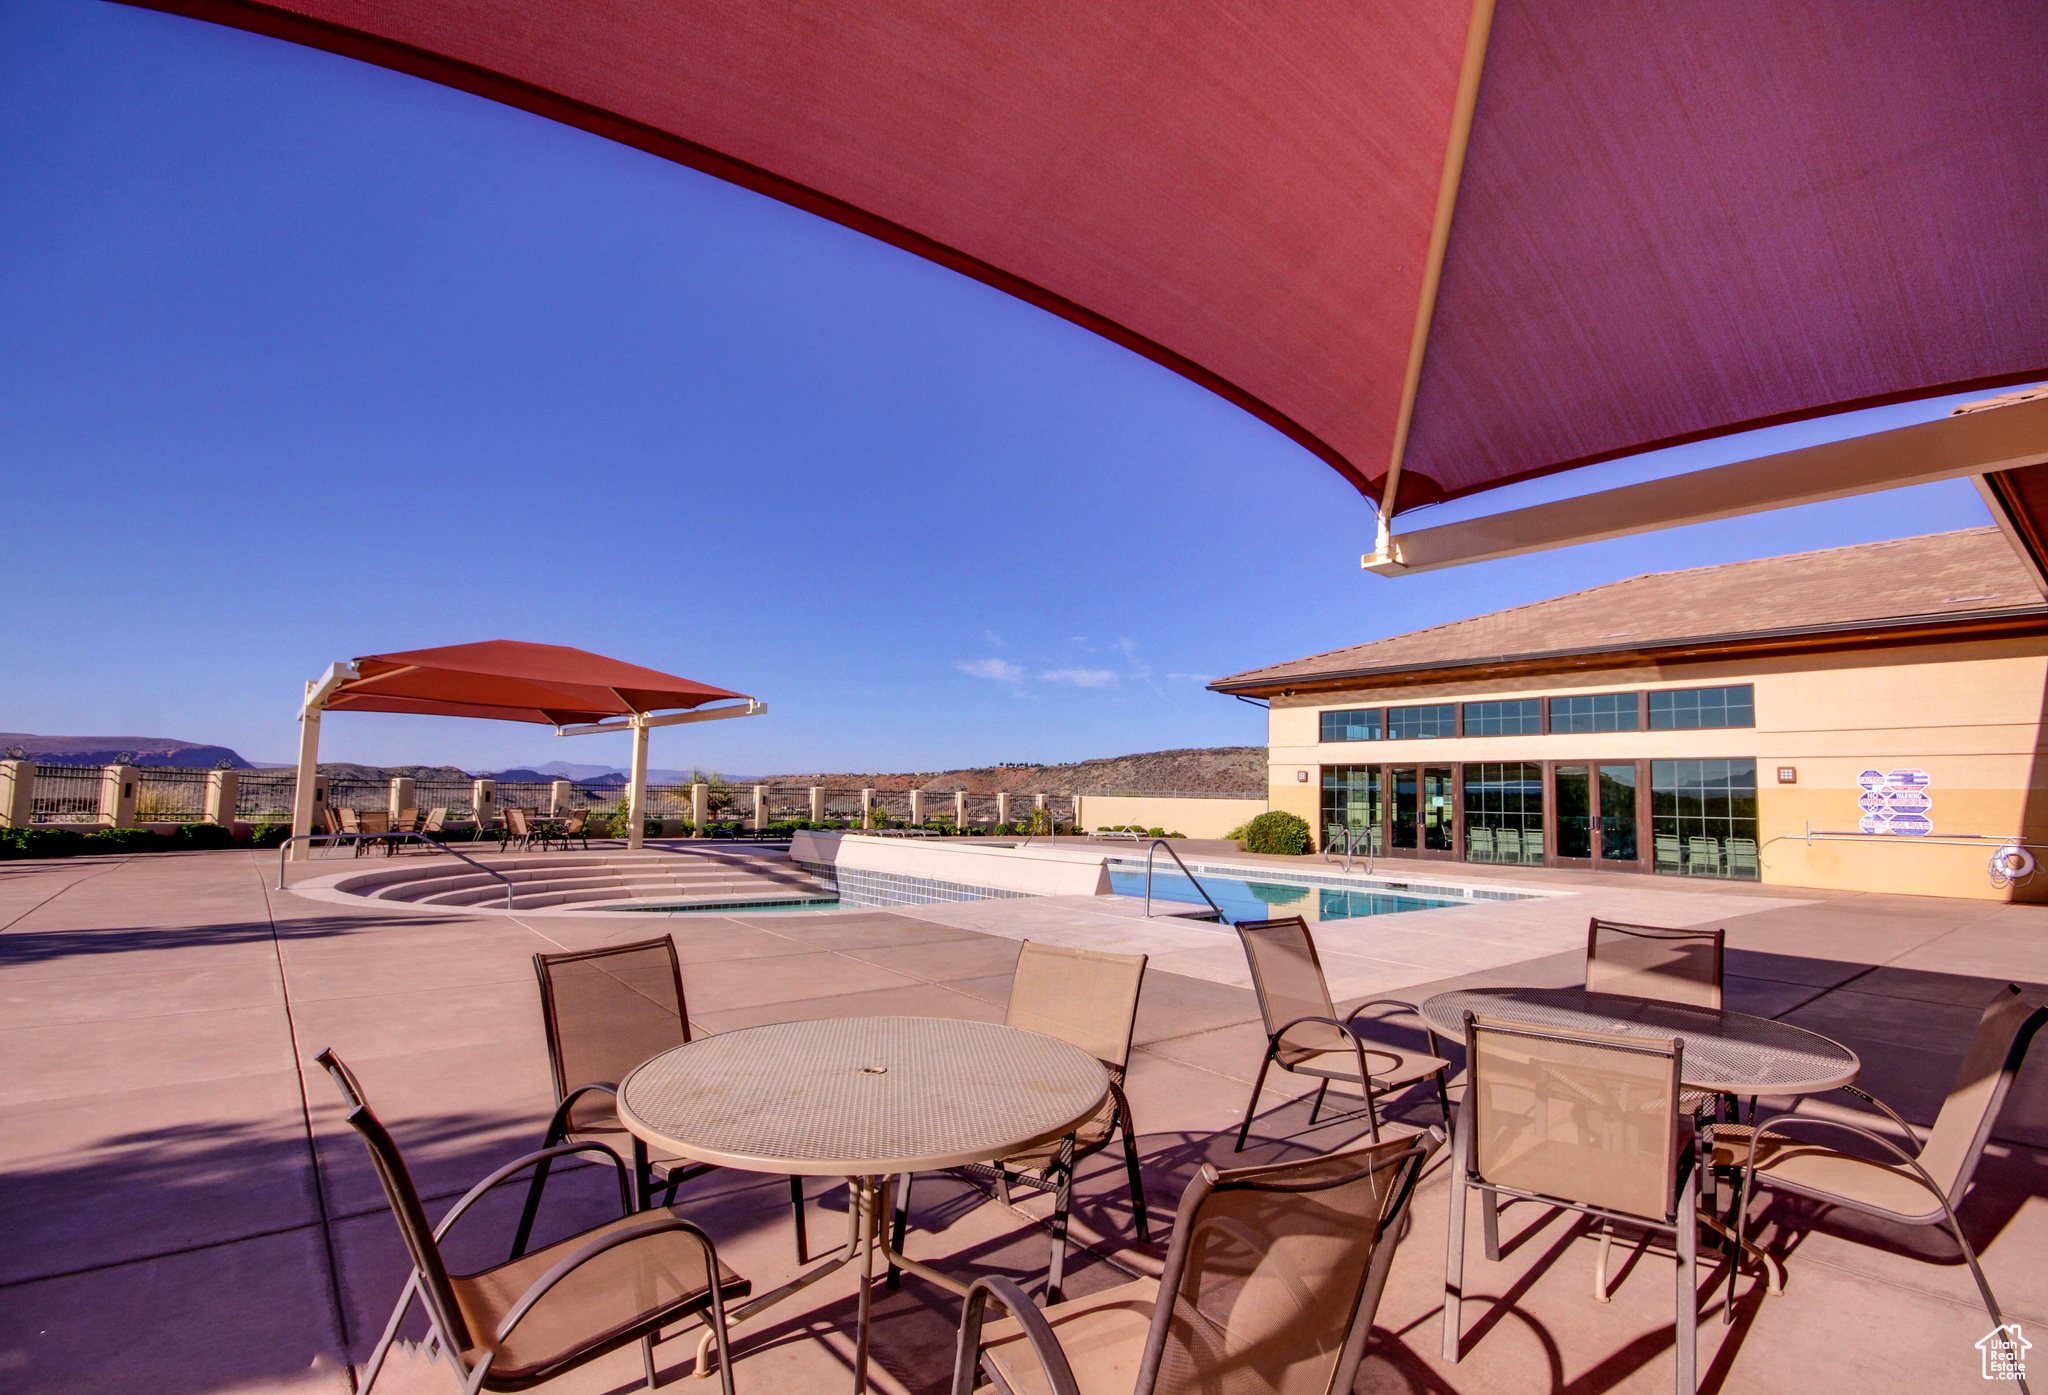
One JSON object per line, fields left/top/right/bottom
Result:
{"left": 1389, "top": 766, "right": 1456, "bottom": 857}
{"left": 1553, "top": 762, "right": 1643, "bottom": 869}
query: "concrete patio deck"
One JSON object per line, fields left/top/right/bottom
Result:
{"left": 3, "top": 845, "right": 2045, "bottom": 1394}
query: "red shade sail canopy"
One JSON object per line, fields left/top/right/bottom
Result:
{"left": 326, "top": 640, "right": 747, "bottom": 726}
{"left": 133, "top": 1, "right": 2048, "bottom": 518}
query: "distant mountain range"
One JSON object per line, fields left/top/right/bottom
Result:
{"left": 4, "top": 735, "right": 1264, "bottom": 795}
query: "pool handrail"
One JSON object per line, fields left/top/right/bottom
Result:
{"left": 1143, "top": 838, "right": 1227, "bottom": 922}
{"left": 1323, "top": 825, "right": 1378, "bottom": 875}
{"left": 276, "top": 831, "right": 517, "bottom": 909}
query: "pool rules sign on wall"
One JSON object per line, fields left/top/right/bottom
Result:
{"left": 1857, "top": 768, "right": 1933, "bottom": 836}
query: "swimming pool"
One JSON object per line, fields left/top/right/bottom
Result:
{"left": 1105, "top": 869, "right": 1457, "bottom": 924}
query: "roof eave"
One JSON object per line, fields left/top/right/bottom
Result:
{"left": 1206, "top": 604, "right": 2048, "bottom": 697}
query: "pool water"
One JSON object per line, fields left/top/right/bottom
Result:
{"left": 1106, "top": 870, "right": 1455, "bottom": 924}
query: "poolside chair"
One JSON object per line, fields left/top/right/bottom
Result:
{"left": 504, "top": 806, "right": 533, "bottom": 853}
{"left": 1725, "top": 837, "right": 1760, "bottom": 879}
{"left": 515, "top": 938, "right": 813, "bottom": 1264}
{"left": 1444, "top": 1013, "right": 1702, "bottom": 1393}
{"left": 1494, "top": 827, "right": 1521, "bottom": 864}
{"left": 313, "top": 1049, "right": 746, "bottom": 1395}
{"left": 1655, "top": 835, "right": 1684, "bottom": 874}
{"left": 395, "top": 807, "right": 420, "bottom": 834}
{"left": 336, "top": 807, "right": 364, "bottom": 855}
{"left": 420, "top": 807, "right": 447, "bottom": 835}
{"left": 890, "top": 941, "right": 1149, "bottom": 1303}
{"left": 358, "top": 810, "right": 393, "bottom": 856}
{"left": 1686, "top": 836, "right": 1721, "bottom": 876}
{"left": 1233, "top": 916, "right": 1453, "bottom": 1152}
{"left": 1719, "top": 985, "right": 2048, "bottom": 1360}
{"left": 1587, "top": 918, "right": 1723, "bottom": 1010}
{"left": 951, "top": 1130, "right": 1439, "bottom": 1395}
{"left": 559, "top": 806, "right": 590, "bottom": 850}
{"left": 1467, "top": 826, "right": 1496, "bottom": 862}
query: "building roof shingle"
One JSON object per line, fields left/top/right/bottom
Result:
{"left": 1212, "top": 528, "right": 2044, "bottom": 692}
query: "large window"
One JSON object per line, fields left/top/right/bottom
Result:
{"left": 1648, "top": 685, "right": 1754, "bottom": 730}
{"left": 1463, "top": 699, "right": 1541, "bottom": 736}
{"left": 1462, "top": 763, "right": 1544, "bottom": 863}
{"left": 1386, "top": 703, "right": 1456, "bottom": 740}
{"left": 1651, "top": 759, "right": 1758, "bottom": 879}
{"left": 1320, "top": 708, "right": 1382, "bottom": 742}
{"left": 1320, "top": 766, "right": 1382, "bottom": 852}
{"left": 1549, "top": 692, "right": 1641, "bottom": 733}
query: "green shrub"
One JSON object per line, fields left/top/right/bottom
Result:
{"left": 86, "top": 827, "right": 167, "bottom": 854}
{"left": 1, "top": 827, "right": 89, "bottom": 859}
{"left": 1240, "top": 810, "right": 1313, "bottom": 856}
{"left": 249, "top": 822, "right": 291, "bottom": 848}
{"left": 177, "top": 822, "right": 237, "bottom": 850}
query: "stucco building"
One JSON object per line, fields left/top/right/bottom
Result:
{"left": 1211, "top": 528, "right": 2048, "bottom": 900}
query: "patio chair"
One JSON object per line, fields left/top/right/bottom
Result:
{"left": 1232, "top": 916, "right": 1453, "bottom": 1152}
{"left": 1587, "top": 918, "right": 1723, "bottom": 1010}
{"left": 336, "top": 807, "right": 365, "bottom": 855}
{"left": 421, "top": 807, "right": 448, "bottom": 835}
{"left": 513, "top": 937, "right": 812, "bottom": 1264}
{"left": 1719, "top": 984, "right": 2048, "bottom": 1360}
{"left": 1725, "top": 837, "right": 1760, "bottom": 878}
{"left": 504, "top": 806, "right": 533, "bottom": 853}
{"left": 395, "top": 806, "right": 420, "bottom": 834}
{"left": 1686, "top": 836, "right": 1721, "bottom": 876}
{"left": 313, "top": 1049, "right": 746, "bottom": 1395}
{"left": 951, "top": 1129, "right": 1440, "bottom": 1395}
{"left": 1494, "top": 827, "right": 1522, "bottom": 863}
{"left": 1655, "top": 834, "right": 1684, "bottom": 874}
{"left": 890, "top": 941, "right": 1150, "bottom": 1303}
{"left": 559, "top": 806, "right": 590, "bottom": 850}
{"left": 1444, "top": 1013, "right": 1702, "bottom": 1393}
{"left": 1467, "top": 826, "right": 1496, "bottom": 862}
{"left": 358, "top": 810, "right": 393, "bottom": 856}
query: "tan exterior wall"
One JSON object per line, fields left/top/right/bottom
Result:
{"left": 1265, "top": 636, "right": 2048, "bottom": 901}
{"left": 1076, "top": 795, "right": 1267, "bottom": 840}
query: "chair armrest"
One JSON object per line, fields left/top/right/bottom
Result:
{"left": 1343, "top": 998, "right": 1444, "bottom": 1057}
{"left": 1836, "top": 1084, "right": 1926, "bottom": 1152}
{"left": 436, "top": 1140, "right": 635, "bottom": 1240}
{"left": 494, "top": 1214, "right": 726, "bottom": 1342}
{"left": 949, "top": 1275, "right": 1081, "bottom": 1395}
{"left": 544, "top": 1082, "right": 621, "bottom": 1147}
{"left": 1271, "top": 1014, "right": 1385, "bottom": 1089}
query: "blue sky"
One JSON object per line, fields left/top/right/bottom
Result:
{"left": 0, "top": 1, "right": 1997, "bottom": 774}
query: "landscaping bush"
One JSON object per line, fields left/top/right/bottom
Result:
{"left": 1, "top": 827, "right": 87, "bottom": 859}
{"left": 1239, "top": 810, "right": 1313, "bottom": 856}
{"left": 176, "top": 822, "right": 237, "bottom": 850}
{"left": 249, "top": 822, "right": 291, "bottom": 848}
{"left": 85, "top": 827, "right": 168, "bottom": 854}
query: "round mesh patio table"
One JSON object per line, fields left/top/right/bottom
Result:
{"left": 618, "top": 1015, "right": 1110, "bottom": 1172}
{"left": 1419, "top": 987, "right": 1859, "bottom": 1095}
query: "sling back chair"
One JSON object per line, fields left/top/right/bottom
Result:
{"left": 559, "top": 807, "right": 591, "bottom": 849}
{"left": 314, "top": 1049, "right": 747, "bottom": 1395}
{"left": 503, "top": 807, "right": 535, "bottom": 853}
{"left": 891, "top": 941, "right": 1149, "bottom": 1303}
{"left": 1718, "top": 984, "right": 2046, "bottom": 1387}
{"left": 1444, "top": 1014, "right": 1703, "bottom": 1394}
{"left": 951, "top": 1129, "right": 1439, "bottom": 1395}
{"left": 1586, "top": 918, "right": 1724, "bottom": 1009}
{"left": 513, "top": 937, "right": 812, "bottom": 1264}
{"left": 1233, "top": 916, "right": 1452, "bottom": 1151}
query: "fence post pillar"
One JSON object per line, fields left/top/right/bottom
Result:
{"left": 472, "top": 779, "right": 496, "bottom": 834}
{"left": 549, "top": 780, "right": 573, "bottom": 817}
{"left": 204, "top": 770, "right": 239, "bottom": 825}
{"left": 1073, "top": 794, "right": 1084, "bottom": 831}
{"left": 691, "top": 782, "right": 708, "bottom": 834}
{"left": 810, "top": 786, "right": 824, "bottom": 824}
{"left": 860, "top": 788, "right": 875, "bottom": 828}
{"left": 752, "top": 785, "right": 768, "bottom": 830}
{"left": 909, "top": 790, "right": 924, "bottom": 825}
{"left": 0, "top": 760, "right": 34, "bottom": 828}
{"left": 388, "top": 777, "right": 416, "bottom": 818}
{"left": 101, "top": 764, "right": 138, "bottom": 829}
{"left": 955, "top": 790, "right": 966, "bottom": 829}
{"left": 995, "top": 792, "right": 1010, "bottom": 828}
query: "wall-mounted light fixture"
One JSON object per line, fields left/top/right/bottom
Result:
{"left": 1296, "top": 770, "right": 1310, "bottom": 782}
{"left": 1777, "top": 767, "right": 1798, "bottom": 784}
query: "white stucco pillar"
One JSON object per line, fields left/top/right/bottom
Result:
{"left": 290, "top": 688, "right": 324, "bottom": 860}
{"left": 548, "top": 779, "right": 573, "bottom": 816}
{"left": 101, "top": 764, "right": 138, "bottom": 829}
{"left": 0, "top": 759, "right": 35, "bottom": 829}
{"left": 204, "top": 770, "right": 239, "bottom": 825}
{"left": 996, "top": 792, "right": 1011, "bottom": 828}
{"left": 809, "top": 786, "right": 824, "bottom": 824}
{"left": 388, "top": 777, "right": 416, "bottom": 818}
{"left": 752, "top": 785, "right": 768, "bottom": 830}
{"left": 861, "top": 788, "right": 875, "bottom": 828}
{"left": 909, "top": 789, "right": 924, "bottom": 825}
{"left": 691, "top": 782, "right": 708, "bottom": 834}
{"left": 472, "top": 779, "right": 496, "bottom": 833}
{"left": 954, "top": 790, "right": 966, "bottom": 829}
{"left": 626, "top": 718, "right": 649, "bottom": 850}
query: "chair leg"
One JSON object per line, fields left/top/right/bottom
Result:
{"left": 1234, "top": 1049, "right": 1277, "bottom": 1152}
{"left": 509, "top": 1156, "right": 553, "bottom": 1259}
{"left": 641, "top": 1332, "right": 659, "bottom": 1391}
{"left": 1120, "top": 1120, "right": 1151, "bottom": 1244}
{"left": 1307, "top": 1077, "right": 1330, "bottom": 1126}
{"left": 358, "top": 1274, "right": 420, "bottom": 1395}
{"left": 1677, "top": 1187, "right": 1699, "bottom": 1394}
{"left": 790, "top": 1175, "right": 809, "bottom": 1265}
{"left": 1593, "top": 1219, "right": 1613, "bottom": 1302}
{"left": 887, "top": 1172, "right": 912, "bottom": 1290}
{"left": 1481, "top": 1190, "right": 1502, "bottom": 1262}
{"left": 1046, "top": 1134, "right": 1076, "bottom": 1304}
{"left": 1433, "top": 1068, "right": 1455, "bottom": 1139}
{"left": 1442, "top": 1162, "right": 1470, "bottom": 1362}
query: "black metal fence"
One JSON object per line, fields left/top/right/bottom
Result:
{"left": 30, "top": 764, "right": 101, "bottom": 823}
{"left": 135, "top": 767, "right": 209, "bottom": 822}
{"left": 235, "top": 772, "right": 297, "bottom": 821}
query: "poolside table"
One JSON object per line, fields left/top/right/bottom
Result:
{"left": 617, "top": 1015, "right": 1110, "bottom": 1393}
{"left": 1418, "top": 987, "right": 1859, "bottom": 1096}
